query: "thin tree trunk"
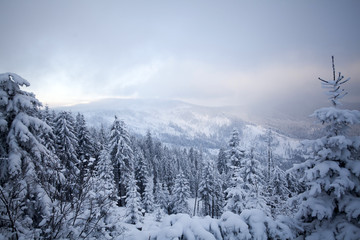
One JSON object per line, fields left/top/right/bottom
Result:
{"left": 193, "top": 192, "right": 197, "bottom": 216}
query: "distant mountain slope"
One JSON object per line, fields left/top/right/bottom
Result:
{"left": 57, "top": 98, "right": 305, "bottom": 163}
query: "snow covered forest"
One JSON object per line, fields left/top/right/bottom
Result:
{"left": 1, "top": 59, "right": 360, "bottom": 240}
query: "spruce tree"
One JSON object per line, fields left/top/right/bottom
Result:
{"left": 172, "top": 170, "right": 191, "bottom": 214}
{"left": 225, "top": 148, "right": 269, "bottom": 215}
{"left": 54, "top": 111, "right": 79, "bottom": 200}
{"left": 0, "top": 73, "right": 65, "bottom": 239}
{"left": 135, "top": 147, "right": 148, "bottom": 196}
{"left": 224, "top": 129, "right": 246, "bottom": 214}
{"left": 40, "top": 105, "right": 57, "bottom": 153}
{"left": 154, "top": 182, "right": 169, "bottom": 213}
{"left": 199, "top": 160, "right": 216, "bottom": 216}
{"left": 228, "top": 128, "right": 244, "bottom": 169}
{"left": 92, "top": 147, "right": 118, "bottom": 222}
{"left": 199, "top": 159, "right": 224, "bottom": 218}
{"left": 268, "top": 166, "right": 290, "bottom": 216}
{"left": 294, "top": 57, "right": 360, "bottom": 239}
{"left": 125, "top": 173, "right": 143, "bottom": 225}
{"left": 241, "top": 148, "right": 269, "bottom": 214}
{"left": 217, "top": 148, "right": 227, "bottom": 174}
{"left": 54, "top": 111, "right": 79, "bottom": 176}
{"left": 108, "top": 116, "right": 134, "bottom": 206}
{"left": 265, "top": 129, "right": 274, "bottom": 182}
{"left": 142, "top": 176, "right": 155, "bottom": 213}
{"left": 75, "top": 112, "right": 94, "bottom": 160}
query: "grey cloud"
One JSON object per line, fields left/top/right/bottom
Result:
{"left": 0, "top": 0, "right": 359, "bottom": 114}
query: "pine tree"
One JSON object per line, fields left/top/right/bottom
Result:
{"left": 265, "top": 129, "right": 274, "bottom": 183}
{"left": 40, "top": 105, "right": 57, "bottom": 153}
{"left": 154, "top": 182, "right": 169, "bottom": 213}
{"left": 199, "top": 160, "right": 216, "bottom": 216}
{"left": 241, "top": 148, "right": 269, "bottom": 214}
{"left": 225, "top": 148, "right": 269, "bottom": 215}
{"left": 224, "top": 175, "right": 246, "bottom": 214}
{"left": 135, "top": 147, "right": 148, "bottom": 196}
{"left": 54, "top": 111, "right": 80, "bottom": 200}
{"left": 142, "top": 176, "right": 155, "bottom": 213}
{"left": 93, "top": 147, "right": 118, "bottom": 218}
{"left": 268, "top": 166, "right": 290, "bottom": 216}
{"left": 108, "top": 116, "right": 134, "bottom": 206}
{"left": 217, "top": 148, "right": 227, "bottom": 174}
{"left": 293, "top": 57, "right": 360, "bottom": 239}
{"left": 172, "top": 170, "right": 191, "bottom": 214}
{"left": 226, "top": 128, "right": 245, "bottom": 192}
{"left": 145, "top": 130, "right": 157, "bottom": 182}
{"left": 75, "top": 112, "right": 94, "bottom": 160}
{"left": 54, "top": 111, "right": 79, "bottom": 175}
{"left": 0, "top": 73, "right": 65, "bottom": 239}
{"left": 224, "top": 129, "right": 247, "bottom": 214}
{"left": 75, "top": 113, "right": 95, "bottom": 197}
{"left": 228, "top": 128, "right": 244, "bottom": 169}
{"left": 125, "top": 173, "right": 143, "bottom": 225}
{"left": 213, "top": 164, "right": 225, "bottom": 218}
{"left": 188, "top": 148, "right": 203, "bottom": 216}
{"left": 198, "top": 159, "right": 224, "bottom": 218}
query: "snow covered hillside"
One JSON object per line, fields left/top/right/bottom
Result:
{"left": 58, "top": 98, "right": 302, "bottom": 162}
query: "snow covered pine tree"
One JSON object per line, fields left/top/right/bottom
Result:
{"left": 172, "top": 170, "right": 191, "bottom": 214}
{"left": 0, "top": 73, "right": 64, "bottom": 239}
{"left": 293, "top": 57, "right": 360, "bottom": 239}
{"left": 108, "top": 116, "right": 134, "bottom": 206}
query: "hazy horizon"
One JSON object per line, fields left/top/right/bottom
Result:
{"left": 1, "top": 0, "right": 359, "bottom": 116}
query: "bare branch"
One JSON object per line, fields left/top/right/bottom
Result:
{"left": 318, "top": 77, "right": 328, "bottom": 83}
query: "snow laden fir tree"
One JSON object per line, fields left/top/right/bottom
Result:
{"left": 0, "top": 73, "right": 67, "bottom": 239}
{"left": 293, "top": 56, "right": 360, "bottom": 239}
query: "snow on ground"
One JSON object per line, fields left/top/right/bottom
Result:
{"left": 114, "top": 204, "right": 296, "bottom": 240}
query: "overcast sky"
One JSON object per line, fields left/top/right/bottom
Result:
{"left": 1, "top": 0, "right": 359, "bottom": 116}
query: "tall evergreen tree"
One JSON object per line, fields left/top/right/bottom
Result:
{"left": 172, "top": 170, "right": 191, "bottom": 214}
{"left": 265, "top": 129, "right": 274, "bottom": 183}
{"left": 108, "top": 116, "right": 134, "bottom": 206}
{"left": 92, "top": 147, "right": 118, "bottom": 218}
{"left": 54, "top": 111, "right": 79, "bottom": 176}
{"left": 54, "top": 111, "right": 79, "bottom": 200}
{"left": 142, "top": 176, "right": 155, "bottom": 213}
{"left": 226, "top": 128, "right": 245, "bottom": 192}
{"left": 268, "top": 166, "right": 290, "bottom": 216}
{"left": 225, "top": 148, "right": 269, "bottom": 215}
{"left": 75, "top": 113, "right": 95, "bottom": 196}
{"left": 135, "top": 147, "right": 148, "bottom": 196}
{"left": 40, "top": 105, "right": 57, "bottom": 153}
{"left": 199, "top": 160, "right": 223, "bottom": 217}
{"left": 188, "top": 148, "right": 203, "bottom": 215}
{"left": 224, "top": 128, "right": 246, "bottom": 214}
{"left": 154, "top": 182, "right": 169, "bottom": 213}
{"left": 0, "top": 73, "right": 65, "bottom": 239}
{"left": 75, "top": 113, "right": 94, "bottom": 160}
{"left": 125, "top": 173, "right": 143, "bottom": 225}
{"left": 217, "top": 148, "right": 227, "bottom": 174}
{"left": 293, "top": 57, "right": 360, "bottom": 239}
{"left": 228, "top": 128, "right": 244, "bottom": 169}
{"left": 241, "top": 148, "right": 269, "bottom": 214}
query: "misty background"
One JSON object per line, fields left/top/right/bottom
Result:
{"left": 1, "top": 0, "right": 359, "bottom": 119}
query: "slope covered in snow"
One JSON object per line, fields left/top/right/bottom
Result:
{"left": 57, "top": 98, "right": 303, "bottom": 162}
